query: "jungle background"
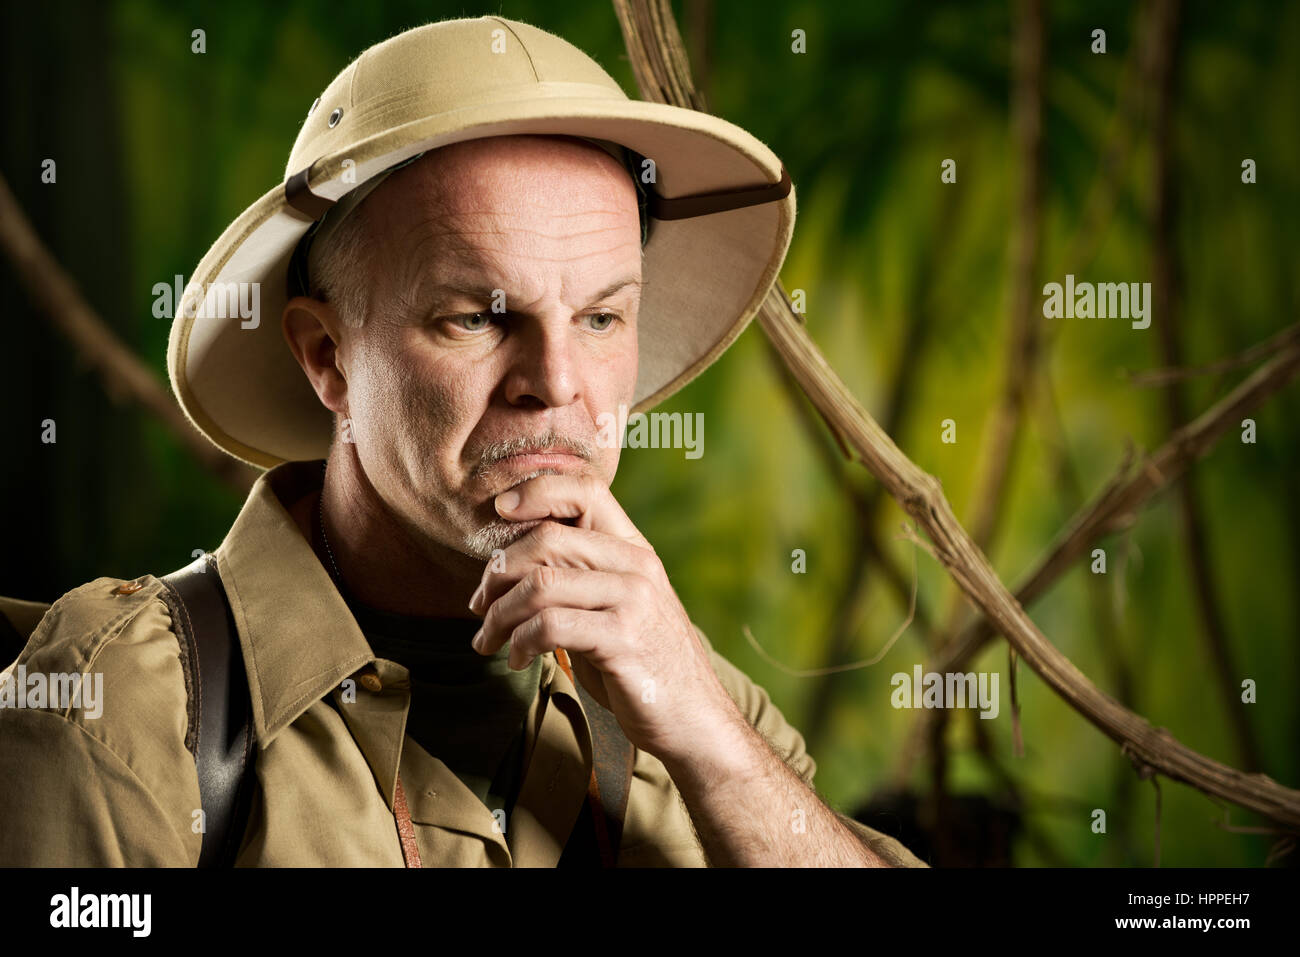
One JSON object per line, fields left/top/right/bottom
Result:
{"left": 2, "top": 0, "right": 1297, "bottom": 866}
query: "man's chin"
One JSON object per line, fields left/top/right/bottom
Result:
{"left": 462, "top": 517, "right": 544, "bottom": 560}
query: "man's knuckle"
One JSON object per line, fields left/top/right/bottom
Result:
{"left": 533, "top": 520, "right": 563, "bottom": 547}
{"left": 531, "top": 564, "right": 560, "bottom": 592}
{"left": 628, "top": 573, "right": 656, "bottom": 605}
{"left": 538, "top": 606, "right": 567, "bottom": 633}
{"left": 632, "top": 548, "right": 660, "bottom": 579}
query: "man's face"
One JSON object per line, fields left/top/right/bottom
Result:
{"left": 332, "top": 135, "right": 642, "bottom": 559}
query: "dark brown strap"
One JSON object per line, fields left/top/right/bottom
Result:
{"left": 286, "top": 160, "right": 790, "bottom": 224}
{"left": 648, "top": 165, "right": 791, "bottom": 221}
{"left": 285, "top": 164, "right": 334, "bottom": 220}
{"left": 555, "top": 648, "right": 635, "bottom": 866}
{"left": 159, "top": 555, "right": 255, "bottom": 867}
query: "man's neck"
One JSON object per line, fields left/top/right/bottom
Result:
{"left": 287, "top": 452, "right": 486, "bottom": 620}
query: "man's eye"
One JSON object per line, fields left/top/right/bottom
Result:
{"left": 454, "top": 313, "right": 494, "bottom": 332}
{"left": 586, "top": 313, "right": 618, "bottom": 331}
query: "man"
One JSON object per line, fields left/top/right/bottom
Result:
{"left": 0, "top": 16, "right": 924, "bottom": 868}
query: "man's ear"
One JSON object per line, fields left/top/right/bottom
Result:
{"left": 282, "top": 296, "right": 349, "bottom": 415}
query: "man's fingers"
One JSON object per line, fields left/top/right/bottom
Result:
{"left": 505, "top": 606, "right": 617, "bottom": 671}
{"left": 474, "top": 566, "right": 627, "bottom": 656}
{"left": 469, "top": 520, "right": 655, "bottom": 615}
{"left": 494, "top": 473, "right": 647, "bottom": 545}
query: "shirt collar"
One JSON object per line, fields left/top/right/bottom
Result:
{"left": 212, "top": 459, "right": 379, "bottom": 747}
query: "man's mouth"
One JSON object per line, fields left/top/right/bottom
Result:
{"left": 472, "top": 431, "right": 596, "bottom": 481}
{"left": 494, "top": 449, "right": 587, "bottom": 471}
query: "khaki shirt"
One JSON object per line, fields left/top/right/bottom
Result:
{"left": 0, "top": 460, "right": 924, "bottom": 867}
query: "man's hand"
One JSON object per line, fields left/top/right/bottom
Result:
{"left": 467, "top": 473, "right": 739, "bottom": 765}
{"left": 467, "top": 473, "right": 897, "bottom": 866}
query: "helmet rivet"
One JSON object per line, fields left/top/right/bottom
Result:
{"left": 328, "top": 108, "right": 343, "bottom": 128}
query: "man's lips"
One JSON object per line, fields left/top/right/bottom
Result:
{"left": 493, "top": 450, "right": 587, "bottom": 471}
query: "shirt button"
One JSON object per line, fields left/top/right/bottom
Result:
{"left": 113, "top": 581, "right": 143, "bottom": 595}
{"left": 359, "top": 669, "right": 383, "bottom": 693}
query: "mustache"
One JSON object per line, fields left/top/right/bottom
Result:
{"left": 472, "top": 429, "right": 595, "bottom": 478}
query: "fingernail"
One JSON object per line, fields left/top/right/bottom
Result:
{"left": 472, "top": 628, "right": 484, "bottom": 651}
{"left": 468, "top": 584, "right": 483, "bottom": 614}
{"left": 497, "top": 490, "right": 520, "bottom": 513}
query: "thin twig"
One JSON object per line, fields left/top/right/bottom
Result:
{"left": 1126, "top": 323, "right": 1300, "bottom": 387}
{"left": 740, "top": 525, "right": 918, "bottom": 677}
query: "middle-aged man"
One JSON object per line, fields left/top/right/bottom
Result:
{"left": 0, "top": 16, "right": 925, "bottom": 867}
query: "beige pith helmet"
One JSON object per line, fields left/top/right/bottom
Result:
{"left": 167, "top": 15, "right": 796, "bottom": 469}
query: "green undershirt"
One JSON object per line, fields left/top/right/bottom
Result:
{"left": 344, "top": 598, "right": 543, "bottom": 816}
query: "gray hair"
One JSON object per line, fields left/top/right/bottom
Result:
{"left": 307, "top": 198, "right": 373, "bottom": 330}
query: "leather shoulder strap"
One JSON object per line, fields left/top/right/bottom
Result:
{"left": 158, "top": 555, "right": 255, "bottom": 867}
{"left": 571, "top": 679, "right": 635, "bottom": 855}
{"left": 552, "top": 649, "right": 635, "bottom": 867}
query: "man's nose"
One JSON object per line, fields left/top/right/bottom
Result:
{"left": 502, "top": 319, "right": 581, "bottom": 409}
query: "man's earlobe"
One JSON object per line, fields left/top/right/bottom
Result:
{"left": 282, "top": 297, "right": 348, "bottom": 415}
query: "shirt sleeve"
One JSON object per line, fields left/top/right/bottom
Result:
{"left": 0, "top": 708, "right": 197, "bottom": 866}
{"left": 690, "top": 622, "right": 929, "bottom": 868}
{"left": 0, "top": 577, "right": 204, "bottom": 867}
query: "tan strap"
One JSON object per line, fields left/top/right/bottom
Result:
{"left": 393, "top": 772, "right": 423, "bottom": 868}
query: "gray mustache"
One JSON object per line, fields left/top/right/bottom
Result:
{"left": 473, "top": 430, "right": 594, "bottom": 477}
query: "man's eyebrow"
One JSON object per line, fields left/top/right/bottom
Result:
{"left": 420, "top": 275, "right": 644, "bottom": 309}
{"left": 588, "top": 275, "right": 644, "bottom": 303}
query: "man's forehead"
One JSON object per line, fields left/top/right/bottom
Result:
{"left": 359, "top": 139, "right": 643, "bottom": 309}
{"left": 407, "top": 253, "right": 644, "bottom": 309}
{"left": 376, "top": 180, "right": 639, "bottom": 262}
{"left": 379, "top": 136, "right": 636, "bottom": 214}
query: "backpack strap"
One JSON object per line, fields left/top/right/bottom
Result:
{"left": 553, "top": 648, "right": 636, "bottom": 867}
{"left": 158, "top": 555, "right": 255, "bottom": 867}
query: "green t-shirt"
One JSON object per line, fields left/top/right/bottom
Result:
{"left": 345, "top": 599, "right": 543, "bottom": 817}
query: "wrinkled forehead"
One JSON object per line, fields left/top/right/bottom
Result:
{"left": 372, "top": 135, "right": 640, "bottom": 232}
{"left": 368, "top": 141, "right": 643, "bottom": 291}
